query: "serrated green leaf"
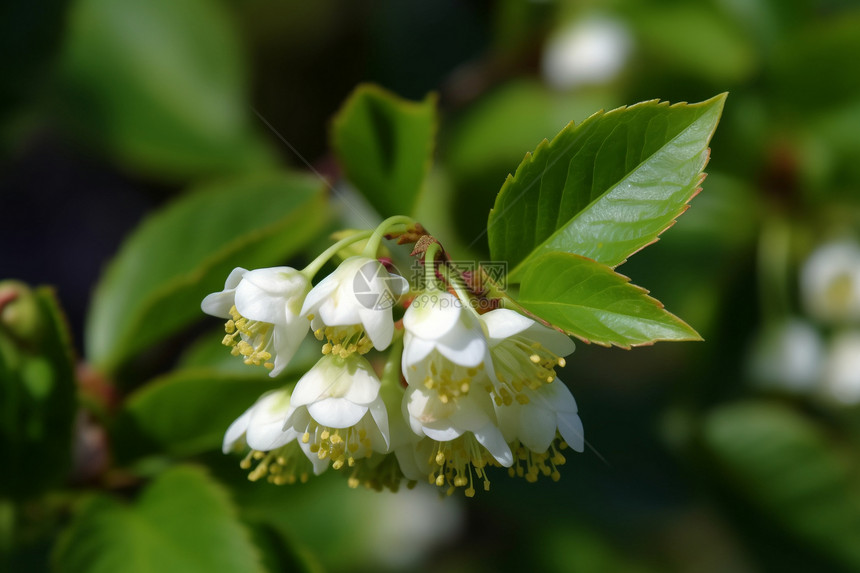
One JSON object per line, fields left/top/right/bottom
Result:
{"left": 331, "top": 84, "right": 437, "bottom": 218}
{"left": 703, "top": 402, "right": 860, "bottom": 569}
{"left": 488, "top": 94, "right": 726, "bottom": 282}
{"left": 115, "top": 370, "right": 287, "bottom": 461}
{"left": 59, "top": 0, "right": 275, "bottom": 179}
{"left": 85, "top": 172, "right": 327, "bottom": 374}
{"left": 0, "top": 287, "right": 77, "bottom": 498}
{"left": 53, "top": 465, "right": 266, "bottom": 573}
{"left": 515, "top": 252, "right": 700, "bottom": 348}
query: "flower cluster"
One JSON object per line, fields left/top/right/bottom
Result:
{"left": 202, "top": 221, "right": 584, "bottom": 496}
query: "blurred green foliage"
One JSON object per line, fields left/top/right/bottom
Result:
{"left": 3, "top": 0, "right": 860, "bottom": 572}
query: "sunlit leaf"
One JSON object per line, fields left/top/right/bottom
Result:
{"left": 85, "top": 172, "right": 327, "bottom": 374}
{"left": 515, "top": 252, "right": 700, "bottom": 347}
{"left": 488, "top": 94, "right": 725, "bottom": 282}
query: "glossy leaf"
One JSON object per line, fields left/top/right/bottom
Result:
{"left": 85, "top": 172, "right": 327, "bottom": 374}
{"left": 53, "top": 466, "right": 267, "bottom": 573}
{"left": 704, "top": 402, "right": 860, "bottom": 569}
{"left": 331, "top": 84, "right": 437, "bottom": 218}
{"left": 115, "top": 370, "right": 286, "bottom": 461}
{"left": 515, "top": 252, "right": 700, "bottom": 347}
{"left": 488, "top": 94, "right": 726, "bottom": 282}
{"left": 60, "top": 0, "right": 274, "bottom": 178}
{"left": 0, "top": 286, "right": 77, "bottom": 498}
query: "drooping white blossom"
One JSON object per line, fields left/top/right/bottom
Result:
{"left": 202, "top": 266, "right": 310, "bottom": 376}
{"left": 480, "top": 308, "right": 575, "bottom": 405}
{"left": 495, "top": 379, "right": 584, "bottom": 482}
{"left": 402, "top": 291, "right": 494, "bottom": 403}
{"left": 222, "top": 386, "right": 326, "bottom": 484}
{"left": 285, "top": 354, "right": 390, "bottom": 472}
{"left": 301, "top": 256, "right": 409, "bottom": 356}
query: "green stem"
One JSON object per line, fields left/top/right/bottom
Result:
{"left": 424, "top": 242, "right": 443, "bottom": 291}
{"left": 380, "top": 330, "right": 404, "bottom": 388}
{"left": 363, "top": 215, "right": 416, "bottom": 257}
{"left": 441, "top": 265, "right": 480, "bottom": 317}
{"left": 301, "top": 230, "right": 374, "bottom": 278}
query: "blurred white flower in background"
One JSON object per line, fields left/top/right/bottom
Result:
{"left": 366, "top": 486, "right": 463, "bottom": 569}
{"left": 542, "top": 15, "right": 632, "bottom": 90}
{"left": 749, "top": 318, "right": 824, "bottom": 392}
{"left": 823, "top": 330, "right": 860, "bottom": 405}
{"left": 800, "top": 240, "right": 860, "bottom": 324}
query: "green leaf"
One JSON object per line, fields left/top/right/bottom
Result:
{"left": 85, "top": 171, "right": 328, "bottom": 374}
{"left": 331, "top": 84, "right": 437, "bottom": 218}
{"left": 515, "top": 253, "right": 700, "bottom": 348}
{"left": 488, "top": 94, "right": 726, "bottom": 282}
{"left": 703, "top": 402, "right": 860, "bottom": 570}
{"left": 115, "top": 370, "right": 286, "bottom": 461}
{"left": 53, "top": 465, "right": 267, "bottom": 573}
{"left": 59, "top": 0, "right": 274, "bottom": 179}
{"left": 0, "top": 286, "right": 77, "bottom": 498}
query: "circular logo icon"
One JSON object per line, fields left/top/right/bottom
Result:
{"left": 352, "top": 261, "right": 401, "bottom": 311}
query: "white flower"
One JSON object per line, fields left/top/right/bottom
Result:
{"left": 542, "top": 16, "right": 632, "bottom": 90}
{"left": 301, "top": 256, "right": 408, "bottom": 356}
{"left": 402, "top": 291, "right": 493, "bottom": 403}
{"left": 202, "top": 266, "right": 310, "bottom": 376}
{"left": 823, "top": 330, "right": 860, "bottom": 405}
{"left": 222, "top": 386, "right": 327, "bottom": 484}
{"left": 285, "top": 354, "right": 390, "bottom": 471}
{"left": 402, "top": 384, "right": 512, "bottom": 496}
{"left": 480, "top": 308, "right": 575, "bottom": 405}
{"left": 749, "top": 319, "right": 823, "bottom": 392}
{"left": 801, "top": 240, "right": 860, "bottom": 324}
{"left": 495, "top": 380, "right": 584, "bottom": 482}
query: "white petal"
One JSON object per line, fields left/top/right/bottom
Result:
{"left": 308, "top": 398, "right": 368, "bottom": 428}
{"left": 394, "top": 443, "right": 424, "bottom": 481}
{"left": 297, "top": 437, "right": 331, "bottom": 475}
{"left": 448, "top": 393, "right": 491, "bottom": 433}
{"left": 435, "top": 329, "right": 488, "bottom": 368}
{"left": 493, "top": 402, "right": 521, "bottom": 443}
{"left": 389, "top": 273, "right": 409, "bottom": 297}
{"left": 293, "top": 355, "right": 380, "bottom": 405}
{"left": 201, "top": 290, "right": 237, "bottom": 319}
{"left": 300, "top": 275, "right": 338, "bottom": 317}
{"left": 523, "top": 322, "right": 576, "bottom": 357}
{"left": 368, "top": 399, "right": 391, "bottom": 450}
{"left": 268, "top": 320, "right": 308, "bottom": 378}
{"left": 245, "top": 390, "right": 297, "bottom": 451}
{"left": 403, "top": 292, "right": 462, "bottom": 340}
{"left": 517, "top": 405, "right": 557, "bottom": 453}
{"left": 235, "top": 278, "right": 295, "bottom": 326}
{"left": 535, "top": 380, "right": 579, "bottom": 413}
{"left": 472, "top": 424, "right": 513, "bottom": 467}
{"left": 481, "top": 308, "right": 535, "bottom": 341}
{"left": 402, "top": 334, "right": 436, "bottom": 370}
{"left": 557, "top": 410, "right": 585, "bottom": 452}
{"left": 423, "top": 424, "right": 464, "bottom": 441}
{"left": 222, "top": 406, "right": 253, "bottom": 453}
{"left": 358, "top": 306, "right": 394, "bottom": 350}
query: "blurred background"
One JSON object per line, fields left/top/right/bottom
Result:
{"left": 2, "top": 0, "right": 860, "bottom": 571}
